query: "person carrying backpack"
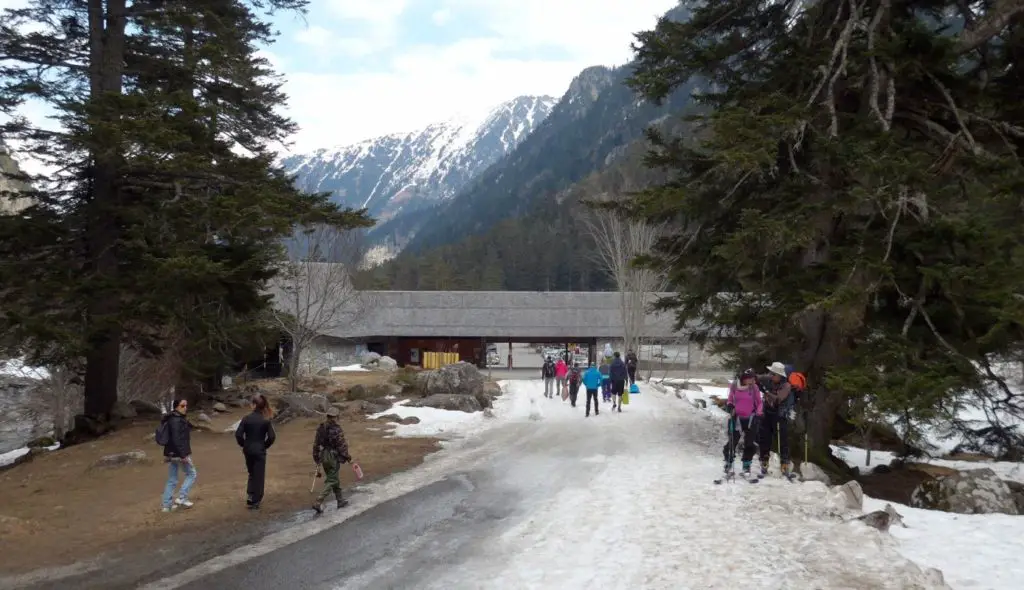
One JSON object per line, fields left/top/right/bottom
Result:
{"left": 541, "top": 356, "right": 556, "bottom": 398}
{"left": 609, "top": 352, "right": 628, "bottom": 412}
{"left": 582, "top": 363, "right": 602, "bottom": 417}
{"left": 723, "top": 368, "right": 763, "bottom": 478}
{"left": 758, "top": 362, "right": 794, "bottom": 478}
{"left": 625, "top": 349, "right": 639, "bottom": 385}
{"left": 235, "top": 394, "right": 277, "bottom": 510}
{"left": 599, "top": 359, "right": 611, "bottom": 402}
{"left": 312, "top": 406, "right": 353, "bottom": 514}
{"left": 554, "top": 357, "right": 568, "bottom": 399}
{"left": 567, "top": 362, "right": 583, "bottom": 407}
{"left": 157, "top": 398, "right": 197, "bottom": 512}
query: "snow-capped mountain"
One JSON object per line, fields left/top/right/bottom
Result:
{"left": 281, "top": 95, "right": 557, "bottom": 242}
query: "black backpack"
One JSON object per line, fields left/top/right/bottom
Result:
{"left": 155, "top": 418, "right": 170, "bottom": 446}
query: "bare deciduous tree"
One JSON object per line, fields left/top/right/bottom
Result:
{"left": 267, "top": 225, "right": 368, "bottom": 392}
{"left": 581, "top": 196, "right": 669, "bottom": 358}
{"left": 117, "top": 343, "right": 180, "bottom": 404}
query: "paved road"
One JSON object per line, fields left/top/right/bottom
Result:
{"left": 144, "top": 383, "right": 941, "bottom": 590}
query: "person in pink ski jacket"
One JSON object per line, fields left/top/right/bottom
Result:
{"left": 722, "top": 368, "right": 763, "bottom": 477}
{"left": 554, "top": 357, "right": 568, "bottom": 397}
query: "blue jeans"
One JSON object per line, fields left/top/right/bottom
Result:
{"left": 162, "top": 459, "right": 197, "bottom": 507}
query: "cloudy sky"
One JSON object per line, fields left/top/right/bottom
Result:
{"left": 267, "top": 0, "right": 678, "bottom": 152}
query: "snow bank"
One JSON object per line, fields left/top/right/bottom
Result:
{"left": 833, "top": 443, "right": 1024, "bottom": 484}
{"left": 0, "top": 442, "right": 60, "bottom": 468}
{"left": 330, "top": 364, "right": 368, "bottom": 372}
{"left": 864, "top": 496, "right": 1024, "bottom": 590}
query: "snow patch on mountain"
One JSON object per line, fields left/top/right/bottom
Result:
{"left": 281, "top": 95, "right": 557, "bottom": 228}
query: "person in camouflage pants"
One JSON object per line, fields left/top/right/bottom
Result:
{"left": 312, "top": 406, "right": 352, "bottom": 514}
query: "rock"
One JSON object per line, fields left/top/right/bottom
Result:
{"left": 368, "top": 397, "right": 394, "bottom": 410}
{"left": 230, "top": 397, "right": 250, "bottom": 408}
{"left": 833, "top": 480, "right": 865, "bottom": 511}
{"left": 692, "top": 398, "right": 707, "bottom": 410}
{"left": 483, "top": 381, "right": 502, "bottom": 398}
{"left": 374, "top": 413, "right": 403, "bottom": 422}
{"left": 110, "top": 400, "right": 137, "bottom": 420}
{"left": 483, "top": 408, "right": 496, "bottom": 419}
{"left": 399, "top": 416, "right": 420, "bottom": 425}
{"left": 414, "top": 362, "right": 484, "bottom": 397}
{"left": 405, "top": 393, "right": 482, "bottom": 413}
{"left": 799, "top": 461, "right": 831, "bottom": 484}
{"left": 273, "top": 393, "right": 325, "bottom": 424}
{"left": 377, "top": 356, "right": 398, "bottom": 371}
{"left": 910, "top": 468, "right": 1019, "bottom": 515}
{"left": 212, "top": 402, "right": 227, "bottom": 413}
{"left": 196, "top": 412, "right": 213, "bottom": 424}
{"left": 853, "top": 503, "right": 905, "bottom": 533}
{"left": 224, "top": 420, "right": 241, "bottom": 433}
{"left": 92, "top": 450, "right": 147, "bottom": 469}
{"left": 129, "top": 399, "right": 162, "bottom": 416}
{"left": 316, "top": 368, "right": 331, "bottom": 376}
{"left": 1003, "top": 480, "right": 1024, "bottom": 514}
{"left": 26, "top": 436, "right": 56, "bottom": 448}
{"left": 360, "top": 351, "right": 381, "bottom": 365}
{"left": 871, "top": 464, "right": 892, "bottom": 474}
{"left": 363, "top": 400, "right": 392, "bottom": 415}
{"left": 346, "top": 384, "right": 372, "bottom": 400}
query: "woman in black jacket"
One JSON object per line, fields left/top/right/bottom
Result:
{"left": 234, "top": 394, "right": 277, "bottom": 509}
{"left": 161, "top": 398, "right": 197, "bottom": 512}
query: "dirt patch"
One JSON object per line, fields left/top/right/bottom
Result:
{"left": 943, "top": 451, "right": 991, "bottom": 462}
{"left": 0, "top": 404, "right": 439, "bottom": 574}
{"left": 856, "top": 462, "right": 956, "bottom": 505}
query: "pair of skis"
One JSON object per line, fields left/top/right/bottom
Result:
{"left": 714, "top": 416, "right": 798, "bottom": 484}
{"left": 713, "top": 470, "right": 798, "bottom": 485}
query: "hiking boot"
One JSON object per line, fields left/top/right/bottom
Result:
{"left": 312, "top": 502, "right": 324, "bottom": 515}
{"left": 759, "top": 460, "right": 769, "bottom": 476}
{"left": 174, "top": 498, "right": 193, "bottom": 509}
{"left": 162, "top": 506, "right": 175, "bottom": 513}
{"left": 337, "top": 499, "right": 349, "bottom": 509}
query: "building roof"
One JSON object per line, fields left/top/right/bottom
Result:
{"left": 314, "top": 290, "right": 692, "bottom": 340}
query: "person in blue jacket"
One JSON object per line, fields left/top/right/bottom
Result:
{"left": 582, "top": 363, "right": 603, "bottom": 417}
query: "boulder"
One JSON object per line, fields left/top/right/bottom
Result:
{"left": 415, "top": 362, "right": 484, "bottom": 397}
{"left": 483, "top": 381, "right": 503, "bottom": 399}
{"left": 129, "top": 399, "right": 162, "bottom": 416}
{"left": 374, "top": 413, "right": 404, "bottom": 423}
{"left": 910, "top": 468, "right": 1019, "bottom": 515}
{"left": 377, "top": 356, "right": 398, "bottom": 371}
{"left": 692, "top": 398, "right": 707, "bottom": 410}
{"left": 360, "top": 351, "right": 381, "bottom": 365}
{"left": 405, "top": 393, "right": 482, "bottom": 413}
{"left": 272, "top": 393, "right": 326, "bottom": 424}
{"left": 833, "top": 480, "right": 865, "bottom": 511}
{"left": 92, "top": 450, "right": 147, "bottom": 469}
{"left": 212, "top": 402, "right": 228, "bottom": 413}
{"left": 111, "top": 400, "right": 137, "bottom": 420}
{"left": 399, "top": 416, "right": 421, "bottom": 425}
{"left": 1004, "top": 480, "right": 1024, "bottom": 514}
{"left": 316, "top": 368, "right": 331, "bottom": 376}
{"left": 346, "top": 384, "right": 400, "bottom": 401}
{"left": 363, "top": 399, "right": 392, "bottom": 415}
{"left": 799, "top": 461, "right": 831, "bottom": 484}
{"left": 196, "top": 412, "right": 213, "bottom": 424}
{"left": 26, "top": 436, "right": 56, "bottom": 448}
{"left": 853, "top": 503, "right": 905, "bottom": 533}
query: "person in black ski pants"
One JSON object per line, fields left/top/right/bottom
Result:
{"left": 567, "top": 363, "right": 583, "bottom": 407}
{"left": 758, "top": 362, "right": 793, "bottom": 477}
{"left": 723, "top": 368, "right": 763, "bottom": 477}
{"left": 235, "top": 394, "right": 277, "bottom": 509}
{"left": 609, "top": 351, "right": 628, "bottom": 412}
{"left": 625, "top": 350, "right": 639, "bottom": 385}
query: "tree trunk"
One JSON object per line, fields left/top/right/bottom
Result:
{"left": 82, "top": 0, "right": 127, "bottom": 420}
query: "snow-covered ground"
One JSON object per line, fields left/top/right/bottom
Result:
{"left": 0, "top": 442, "right": 60, "bottom": 468}
{"left": 330, "top": 364, "right": 368, "bottom": 372}
{"left": 0, "top": 357, "right": 49, "bottom": 379}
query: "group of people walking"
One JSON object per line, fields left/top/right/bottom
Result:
{"left": 157, "top": 393, "right": 354, "bottom": 515}
{"left": 722, "top": 361, "right": 805, "bottom": 479}
{"left": 541, "top": 348, "right": 640, "bottom": 416}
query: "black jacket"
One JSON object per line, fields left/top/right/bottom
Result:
{"left": 541, "top": 361, "right": 555, "bottom": 378}
{"left": 162, "top": 411, "right": 192, "bottom": 459}
{"left": 609, "top": 358, "right": 628, "bottom": 381}
{"left": 625, "top": 353, "right": 638, "bottom": 368}
{"left": 235, "top": 411, "right": 277, "bottom": 456}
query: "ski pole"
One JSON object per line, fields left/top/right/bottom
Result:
{"left": 310, "top": 463, "right": 320, "bottom": 493}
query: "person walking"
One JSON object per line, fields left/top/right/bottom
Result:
{"left": 312, "top": 406, "right": 353, "bottom": 514}
{"left": 723, "top": 368, "right": 763, "bottom": 478}
{"left": 160, "top": 398, "right": 197, "bottom": 512}
{"left": 541, "top": 356, "right": 556, "bottom": 398}
{"left": 609, "top": 351, "right": 628, "bottom": 412}
{"left": 554, "top": 356, "right": 568, "bottom": 399}
{"left": 582, "top": 363, "right": 602, "bottom": 417}
{"left": 234, "top": 394, "right": 277, "bottom": 510}
{"left": 758, "top": 361, "right": 794, "bottom": 478}
{"left": 567, "top": 362, "right": 582, "bottom": 407}
{"left": 599, "top": 358, "right": 611, "bottom": 402}
{"left": 625, "top": 349, "right": 639, "bottom": 385}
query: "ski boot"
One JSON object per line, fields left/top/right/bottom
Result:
{"left": 758, "top": 459, "right": 769, "bottom": 478}
{"left": 723, "top": 461, "right": 735, "bottom": 479}
{"left": 740, "top": 460, "right": 752, "bottom": 478}
{"left": 781, "top": 461, "right": 796, "bottom": 481}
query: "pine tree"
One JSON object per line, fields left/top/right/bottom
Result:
{"left": 628, "top": 1, "right": 1024, "bottom": 467}
{"left": 0, "top": 0, "right": 370, "bottom": 422}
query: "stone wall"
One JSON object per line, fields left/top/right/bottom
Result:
{"left": 296, "top": 336, "right": 364, "bottom": 375}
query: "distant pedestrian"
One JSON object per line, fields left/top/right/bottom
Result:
{"left": 625, "top": 349, "right": 639, "bottom": 385}
{"left": 609, "top": 352, "right": 628, "bottom": 412}
{"left": 567, "top": 362, "right": 582, "bottom": 407}
{"left": 541, "top": 356, "right": 556, "bottom": 398}
{"left": 160, "top": 398, "right": 197, "bottom": 512}
{"left": 599, "top": 359, "right": 611, "bottom": 402}
{"left": 555, "top": 357, "right": 568, "bottom": 399}
{"left": 582, "top": 363, "right": 602, "bottom": 417}
{"left": 312, "top": 406, "right": 352, "bottom": 514}
{"left": 235, "top": 394, "right": 277, "bottom": 509}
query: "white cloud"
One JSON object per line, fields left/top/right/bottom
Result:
{"left": 280, "top": 0, "right": 678, "bottom": 153}
{"left": 431, "top": 8, "right": 452, "bottom": 25}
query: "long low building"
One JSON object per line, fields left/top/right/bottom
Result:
{"left": 285, "top": 289, "right": 722, "bottom": 371}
